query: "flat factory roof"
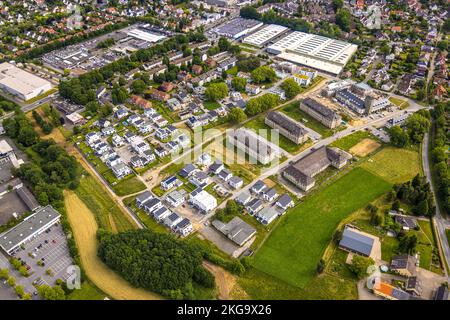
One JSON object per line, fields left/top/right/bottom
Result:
{"left": 267, "top": 32, "right": 358, "bottom": 75}
{"left": 242, "top": 24, "right": 288, "bottom": 47}
{"left": 127, "top": 28, "right": 166, "bottom": 43}
{"left": 0, "top": 205, "right": 60, "bottom": 253}
{"left": 0, "top": 63, "right": 52, "bottom": 97}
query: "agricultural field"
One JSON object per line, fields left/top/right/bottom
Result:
{"left": 252, "top": 167, "right": 392, "bottom": 288}
{"left": 360, "top": 146, "right": 420, "bottom": 184}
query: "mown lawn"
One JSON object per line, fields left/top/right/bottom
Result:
{"left": 360, "top": 146, "right": 420, "bottom": 184}
{"left": 281, "top": 102, "right": 335, "bottom": 138}
{"left": 252, "top": 167, "right": 392, "bottom": 288}
{"left": 330, "top": 131, "right": 374, "bottom": 151}
{"left": 203, "top": 101, "right": 222, "bottom": 110}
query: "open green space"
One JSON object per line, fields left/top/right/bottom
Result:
{"left": 389, "top": 97, "right": 410, "bottom": 109}
{"left": 252, "top": 167, "right": 392, "bottom": 288}
{"left": 330, "top": 131, "right": 375, "bottom": 151}
{"left": 110, "top": 175, "right": 146, "bottom": 197}
{"left": 236, "top": 267, "right": 357, "bottom": 300}
{"left": 67, "top": 281, "right": 106, "bottom": 300}
{"left": 203, "top": 100, "right": 222, "bottom": 110}
{"left": 75, "top": 174, "right": 135, "bottom": 232}
{"left": 360, "top": 146, "right": 420, "bottom": 184}
{"left": 281, "top": 102, "right": 335, "bottom": 138}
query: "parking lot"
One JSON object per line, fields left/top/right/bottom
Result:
{"left": 1, "top": 223, "right": 73, "bottom": 298}
{"left": 0, "top": 192, "right": 29, "bottom": 224}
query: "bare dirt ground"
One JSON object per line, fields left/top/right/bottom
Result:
{"left": 64, "top": 190, "right": 161, "bottom": 300}
{"left": 349, "top": 138, "right": 381, "bottom": 157}
{"left": 203, "top": 261, "right": 238, "bottom": 300}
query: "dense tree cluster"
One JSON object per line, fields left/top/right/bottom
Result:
{"left": 393, "top": 175, "right": 435, "bottom": 217}
{"left": 245, "top": 93, "right": 280, "bottom": 116}
{"left": 207, "top": 37, "right": 241, "bottom": 56}
{"left": 431, "top": 103, "right": 449, "bottom": 213}
{"left": 251, "top": 66, "right": 277, "bottom": 84}
{"left": 205, "top": 82, "right": 228, "bottom": 102}
{"left": 97, "top": 230, "right": 215, "bottom": 299}
{"left": 388, "top": 110, "right": 431, "bottom": 147}
{"left": 227, "top": 108, "right": 247, "bottom": 124}
{"left": 236, "top": 55, "right": 261, "bottom": 72}
{"left": 32, "top": 110, "right": 54, "bottom": 135}
{"left": 231, "top": 77, "right": 247, "bottom": 92}
{"left": 405, "top": 110, "right": 431, "bottom": 144}
{"left": 349, "top": 255, "right": 374, "bottom": 279}
{"left": 0, "top": 98, "right": 19, "bottom": 116}
{"left": 280, "top": 78, "right": 301, "bottom": 99}
{"left": 3, "top": 113, "right": 39, "bottom": 147}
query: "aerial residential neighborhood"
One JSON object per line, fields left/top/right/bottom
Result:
{"left": 0, "top": 0, "right": 448, "bottom": 307}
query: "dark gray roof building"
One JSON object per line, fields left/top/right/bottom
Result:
{"left": 212, "top": 217, "right": 256, "bottom": 246}
{"left": 339, "top": 227, "right": 375, "bottom": 257}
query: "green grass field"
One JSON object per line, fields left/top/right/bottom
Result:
{"left": 281, "top": 102, "right": 335, "bottom": 138}
{"left": 361, "top": 146, "right": 420, "bottom": 184}
{"left": 203, "top": 100, "right": 222, "bottom": 110}
{"left": 252, "top": 168, "right": 392, "bottom": 288}
{"left": 330, "top": 131, "right": 375, "bottom": 151}
{"left": 67, "top": 281, "right": 106, "bottom": 300}
{"left": 75, "top": 175, "right": 135, "bottom": 232}
{"left": 111, "top": 175, "right": 146, "bottom": 196}
{"left": 236, "top": 267, "right": 357, "bottom": 300}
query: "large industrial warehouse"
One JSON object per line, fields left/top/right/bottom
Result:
{"left": 242, "top": 24, "right": 288, "bottom": 47}
{"left": 0, "top": 62, "right": 53, "bottom": 101}
{"left": 266, "top": 31, "right": 358, "bottom": 75}
{"left": 215, "top": 18, "right": 263, "bottom": 39}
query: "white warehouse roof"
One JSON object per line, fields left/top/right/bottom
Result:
{"left": 242, "top": 24, "right": 288, "bottom": 48}
{"left": 0, "top": 62, "right": 53, "bottom": 101}
{"left": 267, "top": 32, "right": 358, "bottom": 75}
{"left": 127, "top": 28, "right": 166, "bottom": 43}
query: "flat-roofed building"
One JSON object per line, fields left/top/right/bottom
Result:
{"left": 0, "top": 63, "right": 52, "bottom": 101}
{"left": 300, "top": 98, "right": 342, "bottom": 129}
{"left": 265, "top": 111, "right": 308, "bottom": 144}
{"left": 127, "top": 27, "right": 166, "bottom": 43}
{"left": 0, "top": 205, "right": 60, "bottom": 255}
{"left": 267, "top": 32, "right": 358, "bottom": 75}
{"left": 242, "top": 24, "right": 288, "bottom": 48}
{"left": 283, "top": 146, "right": 351, "bottom": 191}
{"left": 215, "top": 18, "right": 263, "bottom": 39}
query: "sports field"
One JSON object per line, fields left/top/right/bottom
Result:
{"left": 252, "top": 167, "right": 392, "bottom": 288}
{"left": 361, "top": 146, "right": 420, "bottom": 184}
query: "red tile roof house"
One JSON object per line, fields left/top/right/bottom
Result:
{"left": 130, "top": 95, "right": 152, "bottom": 109}
{"left": 192, "top": 65, "right": 203, "bottom": 76}
{"left": 159, "top": 82, "right": 175, "bottom": 93}
{"left": 148, "top": 88, "right": 170, "bottom": 102}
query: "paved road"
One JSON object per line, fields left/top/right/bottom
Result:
{"left": 422, "top": 132, "right": 450, "bottom": 278}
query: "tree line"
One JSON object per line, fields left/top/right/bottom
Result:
{"left": 431, "top": 102, "right": 449, "bottom": 214}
